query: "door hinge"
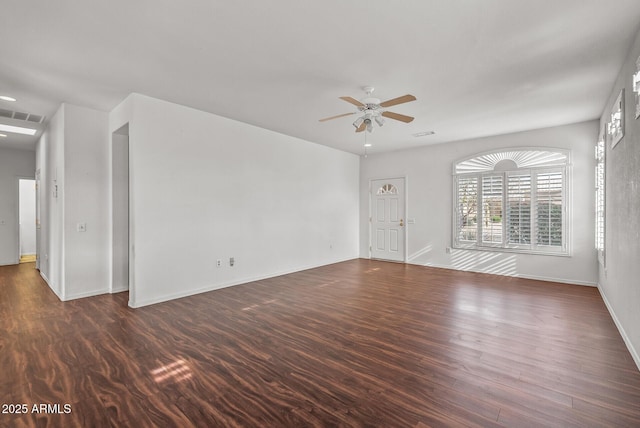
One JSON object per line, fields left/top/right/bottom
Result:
{"left": 369, "top": 217, "right": 372, "bottom": 222}
{"left": 369, "top": 246, "right": 372, "bottom": 252}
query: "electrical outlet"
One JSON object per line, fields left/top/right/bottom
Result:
{"left": 230, "top": 257, "right": 235, "bottom": 267}
{"left": 77, "top": 223, "right": 87, "bottom": 232}
{"left": 216, "top": 259, "right": 221, "bottom": 267}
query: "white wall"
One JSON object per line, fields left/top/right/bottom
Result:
{"left": 598, "top": 26, "right": 640, "bottom": 369}
{"left": 19, "top": 179, "right": 36, "bottom": 255}
{"left": 110, "top": 94, "right": 360, "bottom": 307}
{"left": 62, "top": 104, "right": 110, "bottom": 299}
{"left": 35, "top": 103, "right": 110, "bottom": 300}
{"left": 360, "top": 121, "right": 598, "bottom": 286}
{"left": 0, "top": 148, "right": 35, "bottom": 265}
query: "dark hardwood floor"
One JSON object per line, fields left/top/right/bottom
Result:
{"left": 1, "top": 259, "right": 640, "bottom": 427}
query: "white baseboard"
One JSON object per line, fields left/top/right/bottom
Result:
{"left": 111, "top": 286, "right": 129, "bottom": 294}
{"left": 597, "top": 284, "right": 640, "bottom": 372}
{"left": 38, "top": 270, "right": 109, "bottom": 302}
{"left": 39, "top": 271, "right": 64, "bottom": 301}
{"left": 130, "top": 257, "right": 357, "bottom": 308}
{"left": 63, "top": 288, "right": 109, "bottom": 301}
{"left": 414, "top": 261, "right": 597, "bottom": 287}
{"left": 514, "top": 273, "right": 596, "bottom": 287}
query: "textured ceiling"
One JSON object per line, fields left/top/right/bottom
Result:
{"left": 1, "top": 0, "right": 640, "bottom": 154}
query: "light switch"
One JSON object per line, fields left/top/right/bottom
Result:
{"left": 77, "top": 223, "right": 87, "bottom": 232}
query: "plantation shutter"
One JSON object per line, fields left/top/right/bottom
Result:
{"left": 535, "top": 170, "right": 563, "bottom": 247}
{"left": 595, "top": 140, "right": 605, "bottom": 264}
{"left": 506, "top": 173, "right": 531, "bottom": 245}
{"left": 481, "top": 175, "right": 503, "bottom": 244}
{"left": 456, "top": 176, "right": 478, "bottom": 243}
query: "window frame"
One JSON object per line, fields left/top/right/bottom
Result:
{"left": 452, "top": 148, "right": 570, "bottom": 256}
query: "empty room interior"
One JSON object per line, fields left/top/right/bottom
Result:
{"left": 2, "top": 1, "right": 640, "bottom": 426}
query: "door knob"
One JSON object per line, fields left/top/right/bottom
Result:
{"left": 400, "top": 219, "right": 404, "bottom": 227}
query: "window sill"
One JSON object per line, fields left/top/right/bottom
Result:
{"left": 452, "top": 244, "right": 570, "bottom": 257}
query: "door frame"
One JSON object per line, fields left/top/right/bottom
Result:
{"left": 110, "top": 124, "right": 133, "bottom": 302}
{"left": 368, "top": 175, "right": 408, "bottom": 263}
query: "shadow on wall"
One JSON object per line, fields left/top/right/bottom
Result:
{"left": 408, "top": 244, "right": 433, "bottom": 262}
{"left": 451, "top": 250, "right": 517, "bottom": 276}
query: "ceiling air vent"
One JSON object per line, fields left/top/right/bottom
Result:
{"left": 0, "top": 109, "right": 46, "bottom": 124}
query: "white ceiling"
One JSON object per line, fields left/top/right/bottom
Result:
{"left": 1, "top": 1, "right": 640, "bottom": 154}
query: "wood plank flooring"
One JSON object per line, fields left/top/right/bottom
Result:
{"left": 1, "top": 259, "right": 640, "bottom": 427}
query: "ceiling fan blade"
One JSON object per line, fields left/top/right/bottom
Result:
{"left": 381, "top": 111, "right": 415, "bottom": 123}
{"left": 355, "top": 122, "right": 366, "bottom": 132}
{"left": 319, "top": 112, "right": 356, "bottom": 122}
{"left": 340, "top": 96, "right": 365, "bottom": 107}
{"left": 379, "top": 94, "right": 416, "bottom": 108}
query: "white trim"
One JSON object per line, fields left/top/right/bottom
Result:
{"left": 405, "top": 176, "right": 409, "bottom": 262}
{"left": 450, "top": 244, "right": 571, "bottom": 257}
{"left": 413, "top": 261, "right": 597, "bottom": 287}
{"left": 39, "top": 270, "right": 64, "bottom": 301}
{"left": 597, "top": 283, "right": 640, "bottom": 372}
{"left": 130, "top": 257, "right": 358, "bottom": 308}
{"left": 109, "top": 127, "right": 132, "bottom": 295}
{"left": 63, "top": 288, "right": 109, "bottom": 301}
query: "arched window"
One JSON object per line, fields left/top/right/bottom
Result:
{"left": 377, "top": 184, "right": 398, "bottom": 195}
{"left": 453, "top": 148, "right": 569, "bottom": 255}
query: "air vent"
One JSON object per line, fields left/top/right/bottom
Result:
{"left": 0, "top": 109, "right": 46, "bottom": 123}
{"left": 412, "top": 131, "right": 435, "bottom": 137}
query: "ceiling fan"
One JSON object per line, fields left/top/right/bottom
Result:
{"left": 319, "top": 86, "right": 416, "bottom": 133}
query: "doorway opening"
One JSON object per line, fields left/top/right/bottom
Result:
{"left": 18, "top": 178, "right": 37, "bottom": 264}
{"left": 112, "top": 124, "right": 130, "bottom": 296}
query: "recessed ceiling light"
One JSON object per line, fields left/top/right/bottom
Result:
{"left": 0, "top": 95, "right": 17, "bottom": 102}
{"left": 0, "top": 124, "right": 37, "bottom": 135}
{"left": 0, "top": 133, "right": 6, "bottom": 138}
{"left": 412, "top": 131, "right": 435, "bottom": 137}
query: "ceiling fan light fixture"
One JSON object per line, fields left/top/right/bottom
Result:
{"left": 0, "top": 133, "right": 6, "bottom": 138}
{"left": 365, "top": 118, "right": 373, "bottom": 133}
{"left": 353, "top": 117, "right": 364, "bottom": 129}
{"left": 374, "top": 116, "right": 385, "bottom": 127}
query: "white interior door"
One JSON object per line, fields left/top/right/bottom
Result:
{"left": 370, "top": 177, "right": 405, "bottom": 262}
